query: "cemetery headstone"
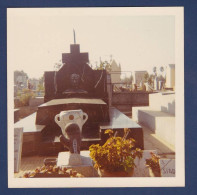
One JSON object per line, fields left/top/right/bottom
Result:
{"left": 14, "top": 128, "right": 23, "bottom": 173}
{"left": 33, "top": 41, "right": 143, "bottom": 156}
{"left": 44, "top": 43, "right": 108, "bottom": 102}
{"left": 159, "top": 159, "right": 175, "bottom": 177}
{"left": 35, "top": 43, "right": 109, "bottom": 156}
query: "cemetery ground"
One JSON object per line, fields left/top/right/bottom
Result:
{"left": 14, "top": 120, "right": 175, "bottom": 178}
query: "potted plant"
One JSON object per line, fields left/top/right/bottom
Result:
{"left": 146, "top": 152, "right": 161, "bottom": 177}
{"left": 89, "top": 128, "right": 142, "bottom": 177}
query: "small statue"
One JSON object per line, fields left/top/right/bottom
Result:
{"left": 63, "top": 73, "right": 87, "bottom": 94}
{"left": 55, "top": 110, "right": 88, "bottom": 154}
{"left": 55, "top": 110, "right": 88, "bottom": 166}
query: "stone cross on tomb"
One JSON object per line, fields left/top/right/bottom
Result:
{"left": 73, "top": 29, "right": 76, "bottom": 44}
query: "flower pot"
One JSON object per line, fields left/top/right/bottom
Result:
{"left": 149, "top": 168, "right": 161, "bottom": 177}
{"left": 98, "top": 168, "right": 134, "bottom": 177}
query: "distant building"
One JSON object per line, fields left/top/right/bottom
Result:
{"left": 16, "top": 75, "right": 28, "bottom": 89}
{"left": 134, "top": 71, "right": 148, "bottom": 86}
{"left": 108, "top": 60, "right": 121, "bottom": 84}
{"left": 166, "top": 64, "right": 175, "bottom": 90}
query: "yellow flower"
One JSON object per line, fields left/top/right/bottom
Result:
{"left": 104, "top": 129, "right": 113, "bottom": 134}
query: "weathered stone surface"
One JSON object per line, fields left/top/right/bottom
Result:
{"left": 112, "top": 92, "right": 149, "bottom": 107}
{"left": 14, "top": 113, "right": 44, "bottom": 156}
{"left": 68, "top": 153, "right": 82, "bottom": 166}
{"left": 44, "top": 71, "right": 56, "bottom": 102}
{"left": 100, "top": 107, "right": 144, "bottom": 149}
{"left": 44, "top": 44, "right": 108, "bottom": 102}
{"left": 29, "top": 97, "right": 44, "bottom": 107}
{"left": 14, "top": 109, "right": 19, "bottom": 123}
{"left": 14, "top": 128, "right": 23, "bottom": 172}
{"left": 36, "top": 98, "right": 109, "bottom": 148}
{"left": 159, "top": 159, "right": 175, "bottom": 177}
{"left": 57, "top": 151, "right": 97, "bottom": 177}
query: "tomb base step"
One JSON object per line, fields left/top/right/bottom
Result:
{"left": 81, "top": 138, "right": 101, "bottom": 150}
{"left": 38, "top": 141, "right": 64, "bottom": 156}
{"left": 138, "top": 110, "right": 175, "bottom": 146}
{"left": 99, "top": 107, "right": 144, "bottom": 149}
{"left": 38, "top": 137, "right": 101, "bottom": 156}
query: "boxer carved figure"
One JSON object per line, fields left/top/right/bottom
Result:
{"left": 63, "top": 73, "right": 87, "bottom": 95}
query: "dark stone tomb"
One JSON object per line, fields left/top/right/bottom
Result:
{"left": 36, "top": 43, "right": 110, "bottom": 155}
{"left": 44, "top": 44, "right": 108, "bottom": 102}
{"left": 16, "top": 41, "right": 144, "bottom": 156}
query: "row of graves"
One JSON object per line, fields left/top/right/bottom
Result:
{"left": 14, "top": 42, "right": 175, "bottom": 177}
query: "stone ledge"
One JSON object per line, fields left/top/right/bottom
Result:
{"left": 57, "top": 151, "right": 98, "bottom": 177}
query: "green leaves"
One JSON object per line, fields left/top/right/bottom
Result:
{"left": 89, "top": 129, "right": 142, "bottom": 173}
{"left": 95, "top": 61, "right": 112, "bottom": 73}
{"left": 145, "top": 152, "right": 160, "bottom": 172}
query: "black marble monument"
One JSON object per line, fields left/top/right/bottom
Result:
{"left": 36, "top": 42, "right": 110, "bottom": 155}
{"left": 44, "top": 44, "right": 108, "bottom": 102}
{"left": 15, "top": 37, "right": 144, "bottom": 157}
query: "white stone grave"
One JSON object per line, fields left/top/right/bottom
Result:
{"left": 159, "top": 159, "right": 175, "bottom": 177}
{"left": 14, "top": 128, "right": 23, "bottom": 173}
{"left": 57, "top": 151, "right": 97, "bottom": 177}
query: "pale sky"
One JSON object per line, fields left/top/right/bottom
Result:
{"left": 7, "top": 8, "right": 175, "bottom": 79}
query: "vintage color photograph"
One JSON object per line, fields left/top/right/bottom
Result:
{"left": 7, "top": 7, "right": 184, "bottom": 187}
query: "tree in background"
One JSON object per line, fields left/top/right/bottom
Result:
{"left": 159, "top": 66, "right": 166, "bottom": 81}
{"left": 54, "top": 60, "right": 64, "bottom": 71}
{"left": 94, "top": 60, "right": 112, "bottom": 73}
{"left": 144, "top": 73, "right": 149, "bottom": 83}
{"left": 14, "top": 70, "right": 28, "bottom": 87}
{"left": 121, "top": 75, "right": 133, "bottom": 86}
{"left": 151, "top": 66, "right": 166, "bottom": 80}
{"left": 153, "top": 67, "right": 157, "bottom": 76}
{"left": 144, "top": 73, "right": 154, "bottom": 86}
{"left": 155, "top": 66, "right": 165, "bottom": 82}
{"left": 160, "top": 66, "right": 164, "bottom": 73}
{"left": 27, "top": 80, "right": 33, "bottom": 90}
{"left": 37, "top": 75, "right": 45, "bottom": 92}
{"left": 14, "top": 70, "right": 28, "bottom": 82}
{"left": 18, "top": 89, "right": 36, "bottom": 107}
{"left": 157, "top": 74, "right": 166, "bottom": 82}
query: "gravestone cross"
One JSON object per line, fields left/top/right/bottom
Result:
{"left": 73, "top": 29, "right": 76, "bottom": 44}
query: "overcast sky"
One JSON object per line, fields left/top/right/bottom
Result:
{"left": 7, "top": 8, "right": 175, "bottom": 79}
